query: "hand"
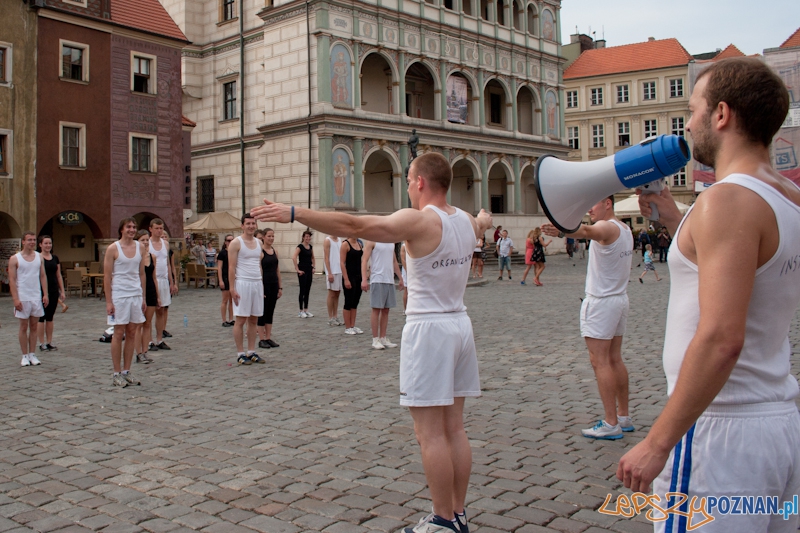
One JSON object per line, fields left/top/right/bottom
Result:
{"left": 141, "top": 301, "right": 147, "bottom": 314}
{"left": 277, "top": 288, "right": 282, "bottom": 299}
{"left": 398, "top": 280, "right": 405, "bottom": 291}
{"left": 636, "top": 186, "right": 682, "bottom": 228}
{"left": 477, "top": 209, "right": 493, "bottom": 230}
{"left": 231, "top": 288, "right": 240, "bottom": 305}
{"left": 617, "top": 438, "right": 671, "bottom": 494}
{"left": 59, "top": 291, "right": 65, "bottom": 302}
{"left": 297, "top": 270, "right": 304, "bottom": 275}
{"left": 541, "top": 223, "right": 560, "bottom": 238}
{"left": 344, "top": 279, "right": 351, "bottom": 290}
{"left": 13, "top": 299, "right": 22, "bottom": 312}
{"left": 170, "top": 283, "right": 178, "bottom": 296}
{"left": 251, "top": 199, "right": 292, "bottom": 223}
{"left": 219, "top": 280, "right": 225, "bottom": 290}
{"left": 327, "top": 274, "right": 334, "bottom": 283}
{"left": 106, "top": 302, "right": 115, "bottom": 316}
{"left": 42, "top": 295, "right": 49, "bottom": 307}
{"left": 361, "top": 280, "right": 369, "bottom": 291}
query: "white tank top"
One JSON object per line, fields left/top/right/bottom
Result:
{"left": 325, "top": 237, "right": 342, "bottom": 275}
{"left": 663, "top": 174, "right": 800, "bottom": 404}
{"left": 235, "top": 236, "right": 262, "bottom": 282}
{"left": 369, "top": 242, "right": 395, "bottom": 284}
{"left": 406, "top": 206, "right": 474, "bottom": 315}
{"left": 150, "top": 237, "right": 170, "bottom": 280}
{"left": 112, "top": 241, "right": 142, "bottom": 298}
{"left": 585, "top": 219, "right": 633, "bottom": 298}
{"left": 14, "top": 251, "right": 42, "bottom": 301}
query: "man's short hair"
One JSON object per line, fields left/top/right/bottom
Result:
{"left": 118, "top": 217, "right": 137, "bottom": 237}
{"left": 241, "top": 213, "right": 254, "bottom": 224}
{"left": 696, "top": 57, "right": 789, "bottom": 147}
{"left": 411, "top": 152, "right": 452, "bottom": 192}
{"left": 22, "top": 231, "right": 36, "bottom": 241}
{"left": 149, "top": 218, "right": 164, "bottom": 228}
{"left": 607, "top": 195, "right": 615, "bottom": 207}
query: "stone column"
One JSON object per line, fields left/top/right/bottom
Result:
{"left": 317, "top": 34, "right": 331, "bottom": 103}
{"left": 353, "top": 138, "right": 365, "bottom": 210}
{"left": 318, "top": 135, "right": 333, "bottom": 208}
{"left": 399, "top": 52, "right": 407, "bottom": 116}
{"left": 439, "top": 61, "right": 448, "bottom": 122}
{"left": 511, "top": 78, "right": 518, "bottom": 132}
{"left": 480, "top": 152, "right": 489, "bottom": 210}
{"left": 353, "top": 42, "right": 361, "bottom": 109}
{"left": 442, "top": 148, "right": 452, "bottom": 204}
{"left": 400, "top": 143, "right": 410, "bottom": 208}
{"left": 513, "top": 155, "right": 521, "bottom": 213}
{"left": 478, "top": 70, "right": 486, "bottom": 127}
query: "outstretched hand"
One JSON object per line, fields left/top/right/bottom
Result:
{"left": 541, "top": 223, "right": 560, "bottom": 238}
{"left": 251, "top": 200, "right": 292, "bottom": 223}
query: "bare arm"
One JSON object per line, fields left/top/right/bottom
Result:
{"left": 542, "top": 219, "right": 619, "bottom": 245}
{"left": 340, "top": 241, "right": 350, "bottom": 288}
{"left": 9, "top": 256, "right": 20, "bottom": 310}
{"left": 292, "top": 246, "right": 301, "bottom": 274}
{"left": 228, "top": 239, "right": 241, "bottom": 304}
{"left": 138, "top": 243, "right": 146, "bottom": 313}
{"left": 103, "top": 244, "right": 117, "bottom": 315}
{"left": 152, "top": 256, "right": 161, "bottom": 306}
{"left": 40, "top": 259, "right": 49, "bottom": 307}
{"left": 56, "top": 263, "right": 65, "bottom": 299}
{"left": 361, "top": 241, "right": 373, "bottom": 291}
{"left": 393, "top": 251, "right": 404, "bottom": 290}
{"left": 323, "top": 238, "right": 332, "bottom": 279}
{"left": 275, "top": 250, "right": 283, "bottom": 298}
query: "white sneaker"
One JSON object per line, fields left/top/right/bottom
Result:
{"left": 305, "top": 311, "right": 314, "bottom": 317}
{"left": 21, "top": 354, "right": 31, "bottom": 366}
{"left": 345, "top": 328, "right": 357, "bottom": 335}
{"left": 380, "top": 337, "right": 397, "bottom": 348}
{"left": 618, "top": 415, "right": 635, "bottom": 432}
{"left": 402, "top": 513, "right": 460, "bottom": 533}
{"left": 328, "top": 318, "right": 338, "bottom": 327}
{"left": 28, "top": 353, "right": 41, "bottom": 365}
{"left": 372, "top": 338, "right": 385, "bottom": 350}
{"left": 298, "top": 311, "right": 307, "bottom": 318}
{"left": 353, "top": 327, "right": 364, "bottom": 334}
{"left": 335, "top": 317, "right": 344, "bottom": 326}
{"left": 581, "top": 420, "right": 623, "bottom": 440}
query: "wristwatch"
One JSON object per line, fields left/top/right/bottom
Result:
{"left": 558, "top": 231, "right": 566, "bottom": 238}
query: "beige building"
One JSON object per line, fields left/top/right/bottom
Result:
{"left": 564, "top": 37, "right": 696, "bottom": 227}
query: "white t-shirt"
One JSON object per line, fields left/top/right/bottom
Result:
{"left": 497, "top": 237, "right": 514, "bottom": 257}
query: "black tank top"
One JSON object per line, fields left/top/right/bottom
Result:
{"left": 297, "top": 244, "right": 313, "bottom": 270}
{"left": 145, "top": 254, "right": 157, "bottom": 299}
{"left": 261, "top": 249, "right": 279, "bottom": 285}
{"left": 344, "top": 240, "right": 363, "bottom": 282}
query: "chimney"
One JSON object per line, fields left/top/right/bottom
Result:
{"left": 595, "top": 39, "right": 606, "bottom": 49}
{"left": 648, "top": 37, "right": 655, "bottom": 42}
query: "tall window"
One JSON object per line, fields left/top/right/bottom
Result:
{"left": 62, "top": 44, "right": 84, "bottom": 80}
{"left": 643, "top": 81, "right": 656, "bottom": 101}
{"left": 198, "top": 176, "right": 215, "bottom": 213}
{"left": 669, "top": 78, "right": 684, "bottom": 98}
{"left": 590, "top": 87, "right": 603, "bottom": 106}
{"left": 618, "top": 122, "right": 630, "bottom": 146}
{"left": 592, "top": 124, "right": 604, "bottom": 148}
{"left": 672, "top": 117, "right": 685, "bottom": 137}
{"left": 616, "top": 84, "right": 629, "bottom": 103}
{"left": 62, "top": 127, "right": 81, "bottom": 167}
{"left": 131, "top": 137, "right": 152, "bottom": 172}
{"left": 644, "top": 119, "right": 658, "bottom": 139}
{"left": 223, "top": 81, "right": 237, "bottom": 120}
{"left": 673, "top": 167, "right": 686, "bottom": 187}
{"left": 0, "top": 48, "right": 6, "bottom": 83}
{"left": 0, "top": 134, "right": 6, "bottom": 173}
{"left": 489, "top": 93, "right": 502, "bottom": 124}
{"left": 223, "top": 0, "right": 235, "bottom": 21}
{"left": 133, "top": 57, "right": 151, "bottom": 93}
{"left": 568, "top": 126, "right": 579, "bottom": 149}
{"left": 566, "top": 90, "right": 578, "bottom": 108}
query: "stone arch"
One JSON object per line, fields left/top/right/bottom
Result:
{"left": 516, "top": 84, "right": 542, "bottom": 135}
{"left": 0, "top": 211, "right": 22, "bottom": 240}
{"left": 513, "top": 0, "right": 524, "bottom": 31}
{"left": 526, "top": 2, "right": 538, "bottom": 36}
{"left": 541, "top": 7, "right": 555, "bottom": 41}
{"left": 38, "top": 210, "right": 104, "bottom": 264}
{"left": 520, "top": 162, "right": 539, "bottom": 214}
{"left": 450, "top": 155, "right": 481, "bottom": 214}
{"left": 487, "top": 158, "right": 513, "bottom": 213}
{"left": 363, "top": 146, "right": 401, "bottom": 213}
{"left": 359, "top": 51, "right": 398, "bottom": 115}
{"left": 132, "top": 212, "right": 172, "bottom": 236}
{"left": 544, "top": 89, "right": 560, "bottom": 137}
{"left": 484, "top": 77, "right": 511, "bottom": 129}
{"left": 404, "top": 59, "right": 439, "bottom": 120}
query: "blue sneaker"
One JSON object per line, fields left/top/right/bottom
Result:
{"left": 237, "top": 354, "right": 252, "bottom": 366}
{"left": 520, "top": 281, "right": 526, "bottom": 285}
{"left": 402, "top": 513, "right": 459, "bottom": 533}
{"left": 581, "top": 420, "right": 623, "bottom": 440}
{"left": 248, "top": 352, "right": 265, "bottom": 364}
{"left": 455, "top": 510, "right": 469, "bottom": 533}
{"left": 618, "top": 416, "right": 635, "bottom": 432}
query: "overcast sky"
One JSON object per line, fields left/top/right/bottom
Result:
{"left": 559, "top": 1, "right": 798, "bottom": 56}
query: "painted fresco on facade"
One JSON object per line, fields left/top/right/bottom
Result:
{"left": 542, "top": 10, "right": 555, "bottom": 41}
{"left": 333, "top": 147, "right": 352, "bottom": 207}
{"left": 446, "top": 75, "right": 468, "bottom": 124}
{"left": 331, "top": 44, "right": 352, "bottom": 107}
{"left": 545, "top": 91, "right": 558, "bottom": 137}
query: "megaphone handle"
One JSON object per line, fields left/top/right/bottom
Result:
{"left": 650, "top": 202, "right": 660, "bottom": 222}
{"left": 641, "top": 179, "right": 665, "bottom": 222}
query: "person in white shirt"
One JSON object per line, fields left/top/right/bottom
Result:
{"left": 618, "top": 58, "right": 800, "bottom": 532}
{"left": 149, "top": 219, "right": 176, "bottom": 351}
{"left": 228, "top": 214, "right": 265, "bottom": 365}
{"left": 544, "top": 196, "right": 634, "bottom": 440}
{"left": 361, "top": 240, "right": 404, "bottom": 350}
{"left": 496, "top": 230, "right": 514, "bottom": 280}
{"left": 323, "top": 235, "right": 343, "bottom": 326}
{"left": 9, "top": 232, "right": 48, "bottom": 367}
{"left": 251, "top": 152, "right": 493, "bottom": 533}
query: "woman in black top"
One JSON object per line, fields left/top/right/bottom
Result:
{"left": 292, "top": 230, "right": 315, "bottom": 318}
{"left": 340, "top": 236, "right": 364, "bottom": 335}
{"left": 217, "top": 234, "right": 234, "bottom": 327}
{"left": 133, "top": 230, "right": 158, "bottom": 364}
{"left": 257, "top": 228, "right": 283, "bottom": 348}
{"left": 36, "top": 235, "right": 65, "bottom": 351}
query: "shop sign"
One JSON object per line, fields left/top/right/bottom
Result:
{"left": 58, "top": 211, "right": 84, "bottom": 226}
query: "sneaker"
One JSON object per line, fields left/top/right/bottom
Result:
{"left": 237, "top": 354, "right": 252, "bottom": 365}
{"left": 39, "top": 344, "right": 49, "bottom": 352}
{"left": 266, "top": 339, "right": 279, "bottom": 348}
{"left": 497, "top": 276, "right": 503, "bottom": 280}
{"left": 345, "top": 328, "right": 357, "bottom": 335}
{"left": 520, "top": 281, "right": 526, "bottom": 285}
{"left": 135, "top": 353, "right": 151, "bottom": 364}
{"left": 618, "top": 416, "right": 635, "bottom": 432}
{"left": 222, "top": 322, "right": 233, "bottom": 327}
{"left": 401, "top": 513, "right": 459, "bottom": 533}
{"left": 141, "top": 352, "right": 154, "bottom": 363}
{"left": 123, "top": 371, "right": 140, "bottom": 386}
{"left": 304, "top": 311, "right": 314, "bottom": 317}
{"left": 639, "top": 278, "right": 643, "bottom": 284}
{"left": 226, "top": 320, "right": 236, "bottom": 326}
{"left": 148, "top": 342, "right": 159, "bottom": 352}
{"left": 298, "top": 311, "right": 307, "bottom": 318}
{"left": 258, "top": 340, "right": 272, "bottom": 349}
{"left": 581, "top": 420, "right": 623, "bottom": 440}
{"left": 156, "top": 341, "right": 171, "bottom": 350}
{"left": 21, "top": 354, "right": 31, "bottom": 367}
{"left": 455, "top": 511, "right": 469, "bottom": 533}
{"left": 353, "top": 327, "right": 364, "bottom": 334}
{"left": 380, "top": 337, "right": 397, "bottom": 348}
{"left": 372, "top": 338, "right": 385, "bottom": 350}
{"left": 28, "top": 353, "right": 41, "bottom": 366}
{"left": 46, "top": 344, "right": 58, "bottom": 351}
{"left": 248, "top": 352, "right": 265, "bottom": 364}
{"left": 162, "top": 330, "right": 172, "bottom": 338}
{"left": 509, "top": 276, "right": 512, "bottom": 280}
{"left": 113, "top": 374, "right": 127, "bottom": 387}
{"left": 328, "top": 318, "right": 338, "bottom": 327}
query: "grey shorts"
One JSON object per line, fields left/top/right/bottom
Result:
{"left": 369, "top": 282, "right": 396, "bottom": 309}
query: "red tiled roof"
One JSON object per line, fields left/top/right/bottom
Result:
{"left": 712, "top": 44, "right": 746, "bottom": 61}
{"left": 110, "top": 0, "right": 188, "bottom": 42}
{"left": 564, "top": 38, "right": 693, "bottom": 80}
{"left": 780, "top": 28, "right": 800, "bottom": 49}
{"left": 182, "top": 115, "right": 196, "bottom": 128}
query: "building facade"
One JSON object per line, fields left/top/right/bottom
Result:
{"left": 160, "top": 0, "right": 569, "bottom": 259}
{"left": 764, "top": 28, "right": 800, "bottom": 185}
{"left": 563, "top": 37, "right": 695, "bottom": 226}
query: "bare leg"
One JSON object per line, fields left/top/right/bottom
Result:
{"left": 342, "top": 309, "right": 353, "bottom": 328}
{"left": 19, "top": 319, "right": 30, "bottom": 355}
{"left": 44, "top": 321, "right": 54, "bottom": 345}
{"left": 521, "top": 264, "right": 532, "bottom": 282}
{"left": 264, "top": 323, "right": 273, "bottom": 340}
{"left": 233, "top": 316, "right": 246, "bottom": 352}
{"left": 246, "top": 316, "right": 258, "bottom": 352}
{"left": 26, "top": 318, "right": 38, "bottom": 354}
{"left": 477, "top": 259, "right": 483, "bottom": 277}
{"left": 370, "top": 308, "right": 380, "bottom": 337}
{"left": 111, "top": 324, "right": 126, "bottom": 373}
{"left": 37, "top": 320, "right": 45, "bottom": 346}
{"left": 379, "top": 308, "right": 389, "bottom": 338}
{"left": 140, "top": 307, "right": 155, "bottom": 354}
{"left": 585, "top": 337, "right": 629, "bottom": 425}
{"left": 155, "top": 308, "right": 167, "bottom": 343}
{"left": 327, "top": 289, "right": 337, "bottom": 319}
{"left": 122, "top": 323, "right": 138, "bottom": 371}
{"left": 221, "top": 291, "right": 231, "bottom": 322}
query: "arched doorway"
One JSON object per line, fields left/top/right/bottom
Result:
{"left": 39, "top": 211, "right": 103, "bottom": 265}
{"left": 360, "top": 53, "right": 395, "bottom": 115}
{"left": 527, "top": 4, "right": 538, "bottom": 36}
{"left": 488, "top": 162, "right": 510, "bottom": 213}
{"left": 133, "top": 212, "right": 171, "bottom": 236}
{"left": 451, "top": 158, "right": 478, "bottom": 214}
{"left": 484, "top": 79, "right": 508, "bottom": 129}
{"left": 0, "top": 211, "right": 22, "bottom": 239}
{"left": 364, "top": 150, "right": 397, "bottom": 213}
{"left": 521, "top": 165, "right": 539, "bottom": 214}
{"left": 405, "top": 62, "right": 436, "bottom": 120}
{"left": 517, "top": 85, "right": 541, "bottom": 135}
{"left": 0, "top": 212, "right": 22, "bottom": 287}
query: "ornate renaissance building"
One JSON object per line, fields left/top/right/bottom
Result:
{"left": 160, "top": 0, "right": 568, "bottom": 255}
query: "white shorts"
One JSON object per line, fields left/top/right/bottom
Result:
{"left": 653, "top": 401, "right": 800, "bottom": 533}
{"left": 233, "top": 280, "right": 264, "bottom": 317}
{"left": 399, "top": 311, "right": 481, "bottom": 407}
{"left": 401, "top": 267, "right": 407, "bottom": 287}
{"left": 580, "top": 293, "right": 628, "bottom": 339}
{"left": 326, "top": 273, "right": 342, "bottom": 291}
{"left": 14, "top": 300, "right": 44, "bottom": 319}
{"left": 108, "top": 296, "right": 145, "bottom": 326}
{"left": 157, "top": 278, "right": 171, "bottom": 307}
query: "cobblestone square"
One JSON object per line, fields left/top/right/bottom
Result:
{"left": 2, "top": 256, "right": 799, "bottom": 533}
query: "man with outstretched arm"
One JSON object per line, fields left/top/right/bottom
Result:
{"left": 617, "top": 57, "right": 800, "bottom": 532}
{"left": 252, "top": 152, "right": 493, "bottom": 533}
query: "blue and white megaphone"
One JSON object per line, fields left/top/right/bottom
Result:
{"left": 534, "top": 134, "right": 691, "bottom": 233}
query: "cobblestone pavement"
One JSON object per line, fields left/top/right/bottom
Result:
{"left": 2, "top": 256, "right": 799, "bottom": 533}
